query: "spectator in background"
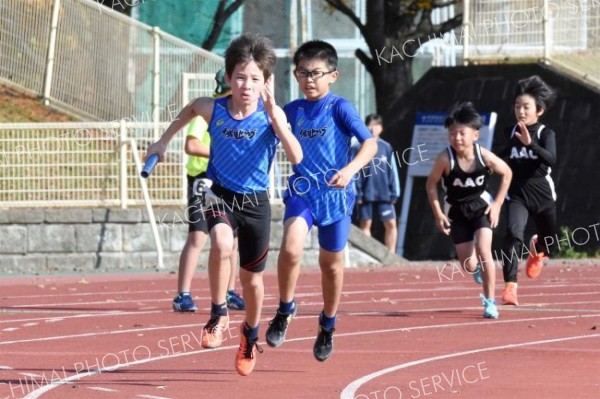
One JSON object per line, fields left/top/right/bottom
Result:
{"left": 355, "top": 114, "right": 400, "bottom": 253}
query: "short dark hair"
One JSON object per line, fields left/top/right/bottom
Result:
{"left": 514, "top": 75, "right": 556, "bottom": 111}
{"left": 224, "top": 34, "right": 276, "bottom": 81}
{"left": 444, "top": 102, "right": 482, "bottom": 130}
{"left": 365, "top": 114, "right": 383, "bottom": 125}
{"left": 293, "top": 40, "right": 338, "bottom": 71}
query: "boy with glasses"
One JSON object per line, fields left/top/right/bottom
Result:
{"left": 265, "top": 40, "right": 377, "bottom": 361}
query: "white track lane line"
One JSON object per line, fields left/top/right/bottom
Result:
{"left": 0, "top": 310, "right": 162, "bottom": 325}
{"left": 4, "top": 298, "right": 600, "bottom": 346}
{"left": 8, "top": 282, "right": 600, "bottom": 308}
{"left": 340, "top": 333, "right": 600, "bottom": 399}
{"left": 22, "top": 315, "right": 600, "bottom": 399}
{"left": 86, "top": 387, "right": 118, "bottom": 392}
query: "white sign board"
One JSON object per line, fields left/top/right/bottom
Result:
{"left": 396, "top": 111, "right": 497, "bottom": 257}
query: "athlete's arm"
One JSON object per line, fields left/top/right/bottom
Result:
{"left": 515, "top": 122, "right": 556, "bottom": 166}
{"left": 329, "top": 99, "right": 377, "bottom": 188}
{"left": 426, "top": 151, "right": 451, "bottom": 235}
{"left": 145, "top": 97, "right": 214, "bottom": 162}
{"left": 387, "top": 144, "right": 401, "bottom": 202}
{"left": 529, "top": 128, "right": 556, "bottom": 166}
{"left": 262, "top": 79, "right": 303, "bottom": 165}
{"left": 185, "top": 118, "right": 210, "bottom": 158}
{"left": 185, "top": 137, "right": 210, "bottom": 158}
{"left": 481, "top": 148, "right": 513, "bottom": 228}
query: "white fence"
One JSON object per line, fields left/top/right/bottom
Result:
{"left": 0, "top": 121, "right": 180, "bottom": 207}
{"left": 0, "top": 122, "right": 291, "bottom": 208}
{"left": 0, "top": 0, "right": 223, "bottom": 121}
{"left": 463, "top": 0, "right": 600, "bottom": 85}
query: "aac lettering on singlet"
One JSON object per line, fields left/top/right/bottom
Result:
{"left": 510, "top": 146, "right": 538, "bottom": 160}
{"left": 453, "top": 175, "right": 485, "bottom": 188}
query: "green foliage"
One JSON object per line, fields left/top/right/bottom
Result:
{"left": 555, "top": 226, "right": 593, "bottom": 259}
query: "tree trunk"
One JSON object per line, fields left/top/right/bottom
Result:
{"left": 375, "top": 59, "right": 414, "bottom": 118}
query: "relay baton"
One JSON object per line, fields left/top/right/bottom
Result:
{"left": 141, "top": 154, "right": 159, "bottom": 178}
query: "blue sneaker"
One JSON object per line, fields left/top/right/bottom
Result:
{"left": 226, "top": 290, "right": 245, "bottom": 310}
{"left": 472, "top": 264, "right": 483, "bottom": 285}
{"left": 481, "top": 294, "right": 499, "bottom": 319}
{"left": 172, "top": 293, "right": 197, "bottom": 312}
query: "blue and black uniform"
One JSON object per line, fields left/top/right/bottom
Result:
{"left": 501, "top": 122, "right": 557, "bottom": 283}
{"left": 355, "top": 137, "right": 400, "bottom": 222}
{"left": 442, "top": 143, "right": 493, "bottom": 244}
{"left": 283, "top": 92, "right": 372, "bottom": 252}
{"left": 205, "top": 96, "right": 279, "bottom": 272}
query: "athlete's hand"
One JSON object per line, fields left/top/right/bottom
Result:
{"left": 145, "top": 140, "right": 168, "bottom": 162}
{"left": 485, "top": 202, "right": 501, "bottom": 228}
{"left": 328, "top": 167, "right": 353, "bottom": 188}
{"left": 261, "top": 76, "right": 276, "bottom": 115}
{"left": 435, "top": 214, "right": 451, "bottom": 235}
{"left": 514, "top": 121, "right": 532, "bottom": 146}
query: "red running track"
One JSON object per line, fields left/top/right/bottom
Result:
{"left": 1, "top": 261, "right": 599, "bottom": 399}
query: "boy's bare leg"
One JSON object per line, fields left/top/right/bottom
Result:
{"left": 277, "top": 217, "right": 309, "bottom": 302}
{"left": 319, "top": 248, "right": 345, "bottom": 318}
{"left": 208, "top": 224, "right": 235, "bottom": 306}
{"left": 239, "top": 269, "right": 264, "bottom": 328}
{"left": 475, "top": 228, "right": 496, "bottom": 300}
{"left": 383, "top": 218, "right": 397, "bottom": 253}
{"left": 228, "top": 237, "right": 239, "bottom": 291}
{"left": 359, "top": 219, "right": 372, "bottom": 236}
{"left": 178, "top": 231, "right": 208, "bottom": 293}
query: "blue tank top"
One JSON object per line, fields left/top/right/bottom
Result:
{"left": 206, "top": 96, "right": 279, "bottom": 193}
{"left": 285, "top": 93, "right": 357, "bottom": 191}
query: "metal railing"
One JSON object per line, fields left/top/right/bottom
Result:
{"left": 463, "top": 0, "right": 600, "bottom": 86}
{"left": 0, "top": 121, "right": 291, "bottom": 208}
{"left": 0, "top": 121, "right": 180, "bottom": 207}
{"left": 0, "top": 0, "right": 223, "bottom": 122}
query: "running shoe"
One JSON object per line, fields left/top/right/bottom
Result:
{"left": 235, "top": 332, "right": 263, "bottom": 376}
{"left": 172, "top": 293, "right": 198, "bottom": 312}
{"left": 265, "top": 306, "right": 297, "bottom": 348}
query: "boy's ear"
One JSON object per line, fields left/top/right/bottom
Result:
{"left": 474, "top": 129, "right": 480, "bottom": 141}
{"left": 537, "top": 108, "right": 545, "bottom": 117}
{"left": 329, "top": 70, "right": 340, "bottom": 85}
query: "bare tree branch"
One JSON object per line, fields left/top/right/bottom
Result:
{"left": 432, "top": 0, "right": 462, "bottom": 8}
{"left": 202, "top": 0, "right": 246, "bottom": 50}
{"left": 324, "top": 0, "right": 368, "bottom": 39}
{"left": 355, "top": 48, "right": 376, "bottom": 74}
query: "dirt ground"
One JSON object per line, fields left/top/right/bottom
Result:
{"left": 0, "top": 83, "right": 74, "bottom": 122}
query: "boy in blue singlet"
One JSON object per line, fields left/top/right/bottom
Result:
{"left": 265, "top": 40, "right": 377, "bottom": 361}
{"left": 426, "top": 102, "right": 512, "bottom": 319}
{"left": 172, "top": 68, "right": 245, "bottom": 313}
{"left": 146, "top": 34, "right": 302, "bottom": 376}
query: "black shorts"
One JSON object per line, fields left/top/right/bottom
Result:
{"left": 448, "top": 197, "right": 491, "bottom": 245}
{"left": 204, "top": 184, "right": 271, "bottom": 273}
{"left": 187, "top": 174, "right": 209, "bottom": 233}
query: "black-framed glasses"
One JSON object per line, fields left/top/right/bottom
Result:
{"left": 294, "top": 68, "right": 336, "bottom": 80}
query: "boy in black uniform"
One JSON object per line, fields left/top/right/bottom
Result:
{"left": 427, "top": 102, "right": 512, "bottom": 319}
{"left": 500, "top": 76, "right": 558, "bottom": 306}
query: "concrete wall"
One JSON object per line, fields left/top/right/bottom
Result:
{"left": 0, "top": 205, "right": 400, "bottom": 275}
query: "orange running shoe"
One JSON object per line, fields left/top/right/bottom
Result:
{"left": 201, "top": 314, "right": 229, "bottom": 348}
{"left": 526, "top": 235, "right": 545, "bottom": 279}
{"left": 502, "top": 282, "right": 518, "bottom": 305}
{"left": 235, "top": 332, "right": 263, "bottom": 376}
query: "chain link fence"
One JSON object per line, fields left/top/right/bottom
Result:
{"left": 0, "top": 0, "right": 223, "bottom": 122}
